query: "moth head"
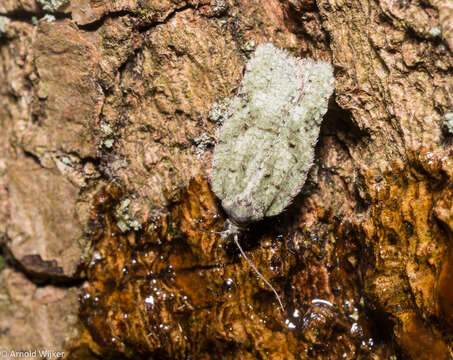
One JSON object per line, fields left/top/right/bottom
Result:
{"left": 221, "top": 198, "right": 259, "bottom": 226}
{"left": 222, "top": 218, "right": 245, "bottom": 242}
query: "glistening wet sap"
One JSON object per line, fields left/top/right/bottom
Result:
{"left": 79, "top": 178, "right": 395, "bottom": 358}
{"left": 80, "top": 180, "right": 296, "bottom": 357}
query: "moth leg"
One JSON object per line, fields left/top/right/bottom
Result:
{"left": 232, "top": 233, "right": 285, "bottom": 313}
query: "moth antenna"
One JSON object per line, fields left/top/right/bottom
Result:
{"left": 233, "top": 233, "right": 285, "bottom": 313}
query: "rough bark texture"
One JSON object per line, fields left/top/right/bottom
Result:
{"left": 0, "top": 0, "right": 452, "bottom": 359}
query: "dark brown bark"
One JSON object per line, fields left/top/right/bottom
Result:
{"left": 0, "top": 0, "right": 452, "bottom": 359}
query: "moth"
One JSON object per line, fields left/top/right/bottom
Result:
{"left": 210, "top": 43, "right": 334, "bottom": 311}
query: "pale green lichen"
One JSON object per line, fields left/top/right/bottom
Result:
{"left": 0, "top": 16, "right": 10, "bottom": 35}
{"left": 211, "top": 43, "right": 334, "bottom": 225}
{"left": 101, "top": 123, "right": 113, "bottom": 136}
{"left": 115, "top": 198, "right": 142, "bottom": 233}
{"left": 60, "top": 156, "right": 71, "bottom": 165}
{"left": 212, "top": 0, "right": 229, "bottom": 16}
{"left": 444, "top": 112, "right": 453, "bottom": 134}
{"left": 38, "top": 0, "right": 68, "bottom": 12}
{"left": 209, "top": 98, "right": 232, "bottom": 124}
{"left": 241, "top": 39, "right": 256, "bottom": 52}
{"left": 103, "top": 139, "right": 114, "bottom": 149}
{"left": 429, "top": 26, "right": 441, "bottom": 37}
{"left": 194, "top": 133, "right": 215, "bottom": 158}
{"left": 99, "top": 122, "right": 115, "bottom": 149}
{"left": 42, "top": 14, "right": 56, "bottom": 22}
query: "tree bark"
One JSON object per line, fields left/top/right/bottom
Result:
{"left": 0, "top": 0, "right": 452, "bottom": 359}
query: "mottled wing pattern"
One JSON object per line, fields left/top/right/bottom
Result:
{"left": 211, "top": 44, "right": 334, "bottom": 224}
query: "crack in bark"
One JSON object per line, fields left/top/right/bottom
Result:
{"left": 76, "top": 9, "right": 138, "bottom": 32}
{"left": 1, "top": 3, "right": 195, "bottom": 35}
{"left": 23, "top": 149, "right": 44, "bottom": 167}
{"left": 136, "top": 5, "right": 193, "bottom": 33}
{"left": 0, "top": 240, "right": 86, "bottom": 287}
{"left": 0, "top": 9, "right": 70, "bottom": 24}
{"left": 76, "top": 4, "right": 194, "bottom": 33}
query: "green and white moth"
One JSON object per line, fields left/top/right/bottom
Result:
{"left": 211, "top": 43, "right": 334, "bottom": 311}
